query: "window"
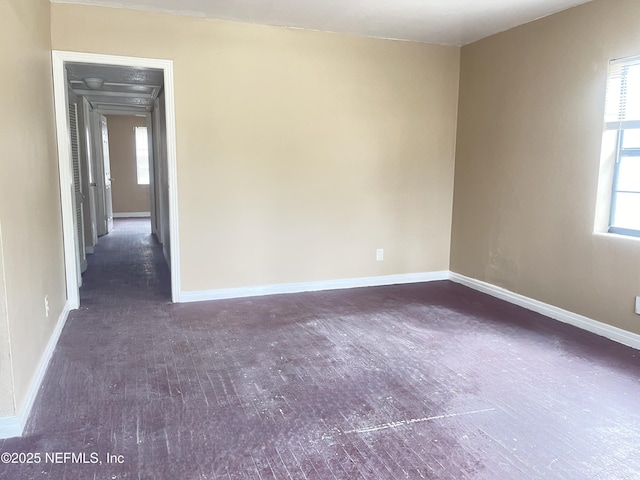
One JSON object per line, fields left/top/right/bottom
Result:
{"left": 603, "top": 56, "right": 640, "bottom": 237}
{"left": 135, "top": 126, "right": 150, "bottom": 185}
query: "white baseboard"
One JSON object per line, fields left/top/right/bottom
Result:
{"left": 449, "top": 272, "right": 640, "bottom": 351}
{"left": 0, "top": 415, "right": 21, "bottom": 439}
{"left": 113, "top": 212, "right": 150, "bottom": 218}
{"left": 179, "top": 271, "right": 449, "bottom": 303}
{"left": 85, "top": 246, "right": 94, "bottom": 254}
{"left": 0, "top": 301, "right": 71, "bottom": 439}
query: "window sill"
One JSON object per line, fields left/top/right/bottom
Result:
{"left": 592, "top": 231, "right": 640, "bottom": 244}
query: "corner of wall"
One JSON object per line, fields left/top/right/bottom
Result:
{"left": 0, "top": 220, "right": 16, "bottom": 420}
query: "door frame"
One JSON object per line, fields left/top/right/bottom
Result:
{"left": 98, "top": 113, "right": 114, "bottom": 234}
{"left": 52, "top": 50, "right": 181, "bottom": 306}
{"left": 89, "top": 109, "right": 108, "bottom": 237}
{"left": 79, "top": 96, "right": 98, "bottom": 252}
{"left": 91, "top": 109, "right": 161, "bottom": 246}
{"left": 94, "top": 110, "right": 155, "bottom": 237}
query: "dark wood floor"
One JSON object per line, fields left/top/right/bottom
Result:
{"left": 1, "top": 218, "right": 639, "bottom": 479}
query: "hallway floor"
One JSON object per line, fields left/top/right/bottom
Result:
{"left": 1, "top": 218, "right": 639, "bottom": 479}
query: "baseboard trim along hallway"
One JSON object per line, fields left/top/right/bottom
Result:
{"left": 113, "top": 212, "right": 150, "bottom": 218}
{"left": 0, "top": 416, "right": 20, "bottom": 440}
{"left": 3, "top": 267, "right": 639, "bottom": 441}
{"left": 181, "top": 271, "right": 640, "bottom": 351}
{"left": 0, "top": 302, "right": 71, "bottom": 439}
{"left": 179, "top": 271, "right": 451, "bottom": 303}
{"left": 449, "top": 272, "right": 640, "bottom": 351}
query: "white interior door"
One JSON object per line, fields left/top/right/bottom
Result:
{"left": 91, "top": 111, "right": 107, "bottom": 237}
{"left": 68, "top": 95, "right": 87, "bottom": 276}
{"left": 100, "top": 115, "right": 114, "bottom": 233}
{"left": 80, "top": 97, "right": 97, "bottom": 250}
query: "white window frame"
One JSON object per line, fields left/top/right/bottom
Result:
{"left": 601, "top": 56, "right": 640, "bottom": 238}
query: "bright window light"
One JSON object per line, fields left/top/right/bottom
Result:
{"left": 135, "top": 126, "right": 150, "bottom": 185}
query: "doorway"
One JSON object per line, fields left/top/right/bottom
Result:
{"left": 52, "top": 51, "right": 181, "bottom": 307}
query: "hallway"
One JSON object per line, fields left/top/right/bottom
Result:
{"left": 1, "top": 220, "right": 640, "bottom": 479}
{"left": 79, "top": 218, "right": 171, "bottom": 304}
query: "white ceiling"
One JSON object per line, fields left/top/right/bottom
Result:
{"left": 52, "top": 0, "right": 592, "bottom": 46}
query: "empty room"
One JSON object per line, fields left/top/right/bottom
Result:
{"left": 1, "top": 0, "right": 639, "bottom": 478}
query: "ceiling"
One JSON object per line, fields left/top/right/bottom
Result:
{"left": 52, "top": 0, "right": 593, "bottom": 46}
{"left": 66, "top": 63, "right": 164, "bottom": 113}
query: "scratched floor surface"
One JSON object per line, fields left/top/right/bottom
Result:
{"left": 1, "top": 218, "right": 639, "bottom": 479}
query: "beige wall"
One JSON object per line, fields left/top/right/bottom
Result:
{"left": 0, "top": 0, "right": 66, "bottom": 416}
{"left": 51, "top": 4, "right": 460, "bottom": 292}
{"left": 452, "top": 0, "right": 640, "bottom": 335}
{"left": 106, "top": 115, "right": 151, "bottom": 214}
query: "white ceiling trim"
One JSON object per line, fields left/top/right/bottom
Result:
{"left": 51, "top": 0, "right": 208, "bottom": 18}
{"left": 50, "top": 0, "right": 594, "bottom": 46}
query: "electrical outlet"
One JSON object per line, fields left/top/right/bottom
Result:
{"left": 635, "top": 296, "right": 640, "bottom": 315}
{"left": 376, "top": 248, "right": 384, "bottom": 261}
{"left": 44, "top": 295, "right": 49, "bottom": 318}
